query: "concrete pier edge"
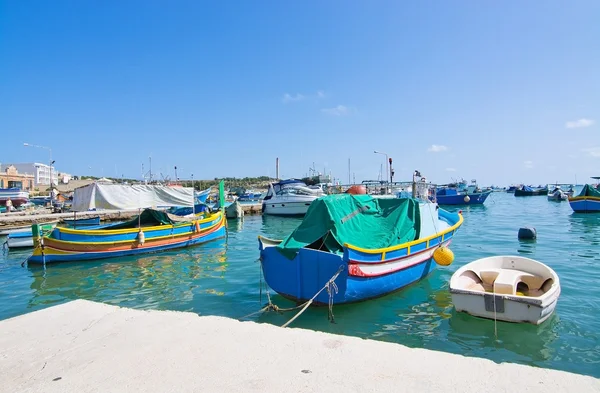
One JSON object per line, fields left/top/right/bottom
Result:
{"left": 0, "top": 300, "right": 598, "bottom": 392}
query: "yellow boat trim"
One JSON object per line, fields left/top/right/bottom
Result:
{"left": 54, "top": 211, "right": 223, "bottom": 236}
{"left": 43, "top": 215, "right": 225, "bottom": 246}
{"left": 569, "top": 196, "right": 600, "bottom": 202}
{"left": 344, "top": 212, "right": 463, "bottom": 254}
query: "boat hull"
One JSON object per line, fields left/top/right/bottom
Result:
{"left": 262, "top": 199, "right": 316, "bottom": 216}
{"left": 63, "top": 216, "right": 101, "bottom": 226}
{"left": 450, "top": 290, "right": 559, "bottom": 325}
{"left": 436, "top": 191, "right": 491, "bottom": 205}
{"left": 7, "top": 235, "right": 34, "bottom": 248}
{"left": 27, "top": 212, "right": 226, "bottom": 264}
{"left": 548, "top": 194, "right": 568, "bottom": 201}
{"left": 569, "top": 197, "right": 600, "bottom": 212}
{"left": 260, "top": 241, "right": 447, "bottom": 305}
{"left": 514, "top": 189, "right": 547, "bottom": 196}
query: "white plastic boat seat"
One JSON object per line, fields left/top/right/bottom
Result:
{"left": 478, "top": 268, "right": 501, "bottom": 285}
{"left": 492, "top": 269, "right": 541, "bottom": 295}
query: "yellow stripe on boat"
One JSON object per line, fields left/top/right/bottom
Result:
{"left": 569, "top": 196, "right": 600, "bottom": 202}
{"left": 343, "top": 212, "right": 464, "bottom": 254}
{"left": 53, "top": 211, "right": 222, "bottom": 236}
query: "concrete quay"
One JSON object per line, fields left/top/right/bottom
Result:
{"left": 0, "top": 300, "right": 598, "bottom": 393}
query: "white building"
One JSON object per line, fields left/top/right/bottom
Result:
{"left": 7, "top": 163, "right": 58, "bottom": 187}
{"left": 58, "top": 172, "right": 72, "bottom": 184}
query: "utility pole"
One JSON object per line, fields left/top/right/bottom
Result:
{"left": 348, "top": 158, "right": 351, "bottom": 184}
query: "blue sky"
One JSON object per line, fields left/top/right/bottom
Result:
{"left": 1, "top": 1, "right": 599, "bottom": 186}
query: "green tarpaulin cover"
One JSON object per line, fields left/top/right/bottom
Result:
{"left": 276, "top": 194, "right": 421, "bottom": 260}
{"left": 104, "top": 209, "right": 188, "bottom": 230}
{"left": 578, "top": 184, "right": 600, "bottom": 198}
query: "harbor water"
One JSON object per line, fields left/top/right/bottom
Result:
{"left": 0, "top": 192, "right": 599, "bottom": 378}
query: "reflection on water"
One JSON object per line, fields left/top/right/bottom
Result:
{"left": 1, "top": 194, "right": 600, "bottom": 378}
{"left": 25, "top": 238, "right": 229, "bottom": 311}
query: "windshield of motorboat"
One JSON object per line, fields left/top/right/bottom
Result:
{"left": 276, "top": 186, "right": 321, "bottom": 196}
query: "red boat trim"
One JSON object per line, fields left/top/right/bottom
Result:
{"left": 348, "top": 240, "right": 452, "bottom": 277}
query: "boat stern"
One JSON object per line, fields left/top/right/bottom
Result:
{"left": 258, "top": 237, "right": 348, "bottom": 304}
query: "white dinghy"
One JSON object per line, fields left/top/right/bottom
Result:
{"left": 449, "top": 256, "right": 560, "bottom": 325}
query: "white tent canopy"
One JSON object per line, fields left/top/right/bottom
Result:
{"left": 72, "top": 183, "right": 197, "bottom": 212}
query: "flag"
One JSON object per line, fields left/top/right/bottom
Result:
{"left": 219, "top": 180, "right": 225, "bottom": 209}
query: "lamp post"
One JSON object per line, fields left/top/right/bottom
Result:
{"left": 24, "top": 142, "right": 54, "bottom": 208}
{"left": 374, "top": 150, "right": 389, "bottom": 193}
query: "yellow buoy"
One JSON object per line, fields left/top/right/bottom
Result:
{"left": 433, "top": 246, "right": 454, "bottom": 266}
{"left": 464, "top": 195, "right": 471, "bottom": 203}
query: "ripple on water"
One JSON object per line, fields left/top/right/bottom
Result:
{"left": 0, "top": 193, "right": 599, "bottom": 378}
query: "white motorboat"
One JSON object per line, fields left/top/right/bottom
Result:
{"left": 449, "top": 256, "right": 560, "bottom": 325}
{"left": 261, "top": 179, "right": 323, "bottom": 216}
{"left": 547, "top": 187, "right": 568, "bottom": 201}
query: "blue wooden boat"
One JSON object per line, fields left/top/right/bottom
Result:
{"left": 196, "top": 187, "right": 211, "bottom": 203}
{"left": 569, "top": 180, "right": 600, "bottom": 213}
{"left": 435, "top": 188, "right": 492, "bottom": 205}
{"left": 168, "top": 203, "right": 211, "bottom": 217}
{"left": 238, "top": 191, "right": 263, "bottom": 201}
{"left": 63, "top": 216, "right": 101, "bottom": 226}
{"left": 27, "top": 181, "right": 228, "bottom": 264}
{"left": 27, "top": 208, "right": 226, "bottom": 264}
{"left": 258, "top": 194, "right": 463, "bottom": 305}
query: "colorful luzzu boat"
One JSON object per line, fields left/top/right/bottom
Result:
{"left": 568, "top": 181, "right": 600, "bottom": 213}
{"left": 28, "top": 207, "right": 226, "bottom": 264}
{"left": 258, "top": 194, "right": 463, "bottom": 305}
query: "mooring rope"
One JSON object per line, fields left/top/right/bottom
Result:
{"left": 281, "top": 265, "right": 344, "bottom": 328}
{"left": 240, "top": 261, "right": 345, "bottom": 328}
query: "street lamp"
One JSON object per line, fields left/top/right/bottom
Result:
{"left": 24, "top": 142, "right": 54, "bottom": 208}
{"left": 374, "top": 150, "right": 389, "bottom": 193}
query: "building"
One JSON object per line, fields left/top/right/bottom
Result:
{"left": 0, "top": 164, "right": 35, "bottom": 190}
{"left": 5, "top": 162, "right": 58, "bottom": 187}
{"left": 58, "top": 172, "right": 72, "bottom": 184}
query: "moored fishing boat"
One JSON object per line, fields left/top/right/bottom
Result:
{"left": 568, "top": 180, "right": 600, "bottom": 213}
{"left": 63, "top": 216, "right": 101, "bottom": 227}
{"left": 515, "top": 185, "right": 548, "bottom": 196}
{"left": 27, "top": 208, "right": 226, "bottom": 264}
{"left": 449, "top": 256, "right": 560, "bottom": 325}
{"left": 27, "top": 181, "right": 228, "bottom": 264}
{"left": 258, "top": 194, "right": 463, "bottom": 305}
{"left": 547, "top": 187, "right": 568, "bottom": 202}
{"left": 434, "top": 187, "right": 492, "bottom": 205}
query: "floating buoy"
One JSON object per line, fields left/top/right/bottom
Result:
{"left": 137, "top": 230, "right": 145, "bottom": 245}
{"left": 464, "top": 195, "right": 471, "bottom": 203}
{"left": 518, "top": 227, "right": 536, "bottom": 240}
{"left": 346, "top": 185, "right": 367, "bottom": 195}
{"left": 433, "top": 246, "right": 454, "bottom": 266}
